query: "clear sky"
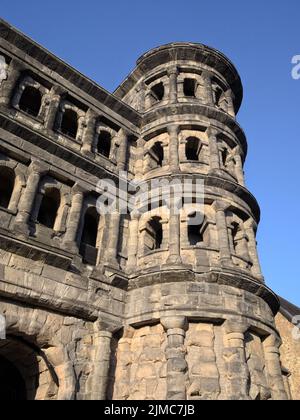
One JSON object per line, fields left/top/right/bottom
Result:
{"left": 2, "top": 0, "right": 300, "bottom": 305}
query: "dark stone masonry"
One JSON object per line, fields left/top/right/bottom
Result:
{"left": 0, "top": 19, "right": 299, "bottom": 400}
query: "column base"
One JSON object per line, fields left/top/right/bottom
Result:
{"left": 166, "top": 255, "right": 183, "bottom": 265}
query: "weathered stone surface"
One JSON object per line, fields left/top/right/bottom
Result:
{"left": 0, "top": 20, "right": 297, "bottom": 401}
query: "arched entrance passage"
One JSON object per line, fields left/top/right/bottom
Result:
{"left": 0, "top": 355, "right": 27, "bottom": 400}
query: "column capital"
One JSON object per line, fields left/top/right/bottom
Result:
{"left": 207, "top": 126, "right": 219, "bottom": 138}
{"left": 213, "top": 200, "right": 229, "bottom": 213}
{"left": 161, "top": 316, "right": 188, "bottom": 331}
{"left": 244, "top": 218, "right": 257, "bottom": 231}
{"left": 264, "top": 334, "right": 282, "bottom": 349}
{"left": 29, "top": 160, "right": 48, "bottom": 175}
{"left": 233, "top": 145, "right": 242, "bottom": 156}
{"left": 130, "top": 209, "right": 141, "bottom": 221}
{"left": 72, "top": 183, "right": 87, "bottom": 196}
{"left": 167, "top": 66, "right": 179, "bottom": 77}
{"left": 117, "top": 127, "right": 129, "bottom": 138}
{"left": 201, "top": 70, "right": 212, "bottom": 81}
{"left": 167, "top": 124, "right": 179, "bottom": 136}
{"left": 224, "top": 318, "right": 249, "bottom": 335}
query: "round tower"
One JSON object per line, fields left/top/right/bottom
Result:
{"left": 111, "top": 43, "right": 288, "bottom": 401}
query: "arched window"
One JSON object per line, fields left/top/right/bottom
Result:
{"left": 0, "top": 167, "right": 15, "bottom": 209}
{"left": 60, "top": 109, "right": 78, "bottom": 138}
{"left": 149, "top": 142, "right": 164, "bottom": 168}
{"left": 214, "top": 86, "right": 223, "bottom": 107}
{"left": 19, "top": 86, "right": 42, "bottom": 117}
{"left": 37, "top": 188, "right": 61, "bottom": 229}
{"left": 221, "top": 148, "right": 229, "bottom": 167}
{"left": 188, "top": 212, "right": 204, "bottom": 245}
{"left": 185, "top": 137, "right": 201, "bottom": 161}
{"left": 184, "top": 78, "right": 197, "bottom": 97}
{"left": 151, "top": 82, "right": 165, "bottom": 102}
{"left": 231, "top": 222, "right": 241, "bottom": 254}
{"left": 97, "top": 131, "right": 112, "bottom": 158}
{"left": 80, "top": 207, "right": 99, "bottom": 265}
{"left": 145, "top": 216, "right": 163, "bottom": 251}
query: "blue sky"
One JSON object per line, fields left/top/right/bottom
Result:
{"left": 2, "top": 0, "right": 300, "bottom": 305}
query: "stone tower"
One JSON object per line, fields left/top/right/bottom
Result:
{"left": 0, "top": 20, "right": 295, "bottom": 400}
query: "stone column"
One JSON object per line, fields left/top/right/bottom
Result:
{"left": 213, "top": 201, "right": 232, "bottom": 266}
{"left": 202, "top": 71, "right": 214, "bottom": 106}
{"left": 167, "top": 193, "right": 182, "bottom": 265}
{"left": 225, "top": 90, "right": 235, "bottom": 118}
{"left": 244, "top": 219, "right": 264, "bottom": 280}
{"left": 135, "top": 138, "right": 146, "bottom": 179}
{"left": 81, "top": 110, "right": 97, "bottom": 156}
{"left": 235, "top": 227, "right": 251, "bottom": 261}
{"left": 14, "top": 160, "right": 48, "bottom": 235}
{"left": 168, "top": 125, "right": 180, "bottom": 173}
{"left": 263, "top": 335, "right": 288, "bottom": 400}
{"left": 221, "top": 319, "right": 250, "bottom": 400}
{"left": 168, "top": 67, "right": 178, "bottom": 104}
{"left": 136, "top": 84, "right": 145, "bottom": 113}
{"left": 88, "top": 325, "right": 113, "bottom": 400}
{"left": 45, "top": 86, "right": 64, "bottom": 131}
{"left": 117, "top": 129, "right": 128, "bottom": 171}
{"left": 105, "top": 210, "right": 121, "bottom": 268}
{"left": 63, "top": 184, "right": 86, "bottom": 252}
{"left": 0, "top": 59, "right": 23, "bottom": 106}
{"left": 145, "top": 89, "right": 152, "bottom": 110}
{"left": 127, "top": 210, "right": 141, "bottom": 272}
{"left": 161, "top": 316, "right": 188, "bottom": 400}
{"left": 207, "top": 127, "right": 221, "bottom": 171}
{"left": 233, "top": 146, "right": 245, "bottom": 186}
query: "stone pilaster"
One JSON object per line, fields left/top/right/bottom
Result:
{"left": 14, "top": 160, "right": 48, "bottom": 235}
{"left": 201, "top": 71, "right": 214, "bottom": 106}
{"left": 63, "top": 184, "right": 86, "bottom": 252}
{"left": 135, "top": 138, "right": 146, "bottom": 179}
{"left": 168, "top": 124, "right": 180, "bottom": 173}
{"left": 244, "top": 219, "right": 264, "bottom": 281}
{"left": 105, "top": 210, "right": 121, "bottom": 268}
{"left": 127, "top": 210, "right": 141, "bottom": 272}
{"left": 213, "top": 201, "right": 232, "bottom": 266}
{"left": 233, "top": 146, "right": 245, "bottom": 186}
{"left": 88, "top": 326, "right": 113, "bottom": 400}
{"left": 168, "top": 67, "right": 178, "bottom": 104}
{"left": 221, "top": 319, "right": 250, "bottom": 400}
{"left": 263, "top": 335, "right": 288, "bottom": 400}
{"left": 45, "top": 86, "right": 64, "bottom": 131}
{"left": 145, "top": 89, "right": 152, "bottom": 110}
{"left": 166, "top": 193, "right": 182, "bottom": 265}
{"left": 225, "top": 90, "right": 235, "bottom": 118}
{"left": 161, "top": 316, "right": 188, "bottom": 400}
{"left": 81, "top": 110, "right": 97, "bottom": 156}
{"left": 207, "top": 127, "right": 221, "bottom": 171}
{"left": 0, "top": 59, "right": 23, "bottom": 106}
{"left": 117, "top": 129, "right": 128, "bottom": 171}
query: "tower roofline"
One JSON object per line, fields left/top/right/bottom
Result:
{"left": 115, "top": 42, "right": 243, "bottom": 114}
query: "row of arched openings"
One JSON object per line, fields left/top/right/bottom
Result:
{"left": 15, "top": 86, "right": 112, "bottom": 158}
{"left": 144, "top": 213, "right": 204, "bottom": 253}
{"left": 0, "top": 167, "right": 100, "bottom": 265}
{"left": 149, "top": 136, "right": 202, "bottom": 169}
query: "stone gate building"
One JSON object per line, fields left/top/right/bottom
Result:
{"left": 0, "top": 19, "right": 299, "bottom": 400}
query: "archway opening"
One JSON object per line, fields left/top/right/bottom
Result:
{"left": 0, "top": 167, "right": 15, "bottom": 209}
{"left": 97, "top": 131, "right": 112, "bottom": 158}
{"left": 185, "top": 137, "right": 201, "bottom": 161}
{"left": 37, "top": 188, "right": 61, "bottom": 229}
{"left": 80, "top": 207, "right": 100, "bottom": 265}
{"left": 61, "top": 109, "right": 78, "bottom": 138}
{"left": 0, "top": 355, "right": 27, "bottom": 401}
{"left": 19, "top": 86, "right": 42, "bottom": 117}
